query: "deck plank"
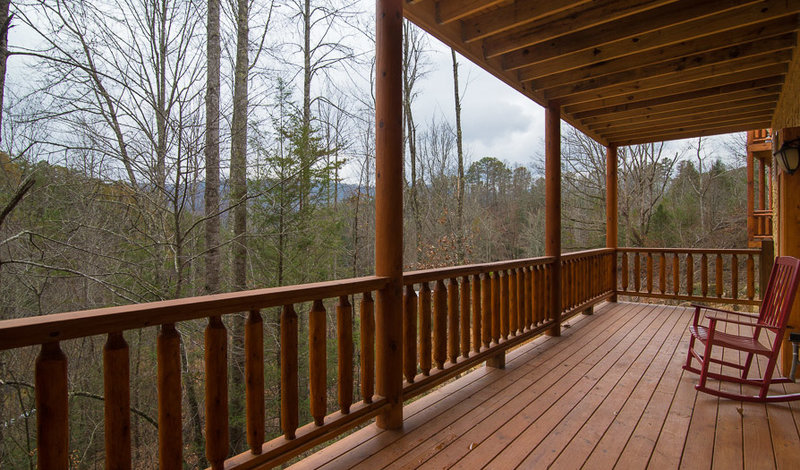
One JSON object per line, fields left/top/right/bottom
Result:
{"left": 289, "top": 302, "right": 800, "bottom": 470}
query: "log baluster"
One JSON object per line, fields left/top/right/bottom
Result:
{"left": 715, "top": 254, "right": 724, "bottom": 298}
{"left": 157, "top": 324, "right": 182, "bottom": 469}
{"left": 36, "top": 342, "right": 69, "bottom": 470}
{"left": 634, "top": 252, "right": 641, "bottom": 292}
{"left": 491, "top": 271, "right": 500, "bottom": 344}
{"left": 418, "top": 283, "right": 432, "bottom": 376}
{"left": 281, "top": 305, "right": 299, "bottom": 438}
{"left": 646, "top": 253, "right": 653, "bottom": 293}
{"left": 701, "top": 253, "right": 708, "bottom": 298}
{"left": 621, "top": 252, "right": 629, "bottom": 292}
{"left": 732, "top": 256, "right": 739, "bottom": 300}
{"left": 205, "top": 316, "right": 229, "bottom": 469}
{"left": 659, "top": 253, "right": 666, "bottom": 294}
{"left": 517, "top": 267, "right": 525, "bottom": 332}
{"left": 447, "top": 278, "right": 459, "bottom": 364}
{"left": 686, "top": 253, "right": 694, "bottom": 297}
{"left": 524, "top": 267, "right": 533, "bottom": 329}
{"left": 471, "top": 274, "right": 481, "bottom": 353}
{"left": 509, "top": 269, "right": 518, "bottom": 336}
{"left": 747, "top": 254, "right": 755, "bottom": 300}
{"left": 460, "top": 276, "right": 470, "bottom": 358}
{"left": 337, "top": 296, "right": 354, "bottom": 413}
{"left": 433, "top": 279, "right": 447, "bottom": 369}
{"left": 500, "top": 270, "right": 509, "bottom": 340}
{"left": 360, "top": 293, "right": 375, "bottom": 402}
{"left": 245, "top": 311, "right": 265, "bottom": 453}
{"left": 672, "top": 253, "right": 680, "bottom": 295}
{"left": 481, "top": 274, "right": 491, "bottom": 348}
{"left": 104, "top": 332, "right": 131, "bottom": 468}
{"left": 403, "top": 285, "right": 418, "bottom": 383}
{"left": 310, "top": 300, "right": 327, "bottom": 425}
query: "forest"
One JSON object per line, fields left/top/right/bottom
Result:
{"left": 0, "top": 1, "right": 750, "bottom": 467}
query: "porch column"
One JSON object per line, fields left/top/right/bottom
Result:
{"left": 747, "top": 132, "right": 755, "bottom": 244}
{"left": 606, "top": 145, "right": 618, "bottom": 302}
{"left": 374, "top": 0, "right": 403, "bottom": 429}
{"left": 545, "top": 101, "right": 561, "bottom": 336}
{"left": 777, "top": 126, "right": 800, "bottom": 375}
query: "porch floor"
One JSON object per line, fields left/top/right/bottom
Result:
{"left": 292, "top": 302, "right": 800, "bottom": 469}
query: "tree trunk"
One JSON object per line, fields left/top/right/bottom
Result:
{"left": 229, "top": 0, "right": 250, "bottom": 453}
{"left": 452, "top": 48, "right": 465, "bottom": 263}
{"left": 204, "top": 0, "right": 221, "bottom": 295}
{"left": 0, "top": 0, "right": 10, "bottom": 141}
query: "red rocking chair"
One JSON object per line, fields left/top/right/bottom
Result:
{"left": 683, "top": 256, "right": 800, "bottom": 402}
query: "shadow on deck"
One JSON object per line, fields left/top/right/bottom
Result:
{"left": 293, "top": 302, "right": 800, "bottom": 469}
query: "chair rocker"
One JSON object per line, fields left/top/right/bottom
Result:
{"left": 683, "top": 256, "right": 800, "bottom": 402}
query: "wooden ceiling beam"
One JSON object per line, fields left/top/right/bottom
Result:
{"left": 504, "top": 0, "right": 800, "bottom": 73}
{"left": 611, "top": 121, "right": 771, "bottom": 146}
{"left": 461, "top": 0, "right": 592, "bottom": 43}
{"left": 522, "top": 18, "right": 800, "bottom": 86}
{"left": 600, "top": 109, "right": 775, "bottom": 137}
{"left": 566, "top": 64, "right": 787, "bottom": 115}
{"left": 604, "top": 117, "right": 774, "bottom": 145}
{"left": 483, "top": 0, "right": 675, "bottom": 58}
{"left": 542, "top": 35, "right": 796, "bottom": 101}
{"left": 501, "top": 0, "right": 757, "bottom": 70}
{"left": 572, "top": 77, "right": 784, "bottom": 120}
{"left": 586, "top": 97, "right": 779, "bottom": 129}
{"left": 436, "top": 0, "right": 507, "bottom": 25}
{"left": 554, "top": 50, "right": 792, "bottom": 106}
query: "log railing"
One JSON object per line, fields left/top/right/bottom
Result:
{"left": 0, "top": 249, "right": 616, "bottom": 469}
{"left": 617, "top": 244, "right": 774, "bottom": 306}
{"left": 753, "top": 209, "right": 773, "bottom": 239}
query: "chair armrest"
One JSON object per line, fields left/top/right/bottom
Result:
{"left": 704, "top": 312, "right": 759, "bottom": 327}
{"left": 692, "top": 304, "right": 760, "bottom": 320}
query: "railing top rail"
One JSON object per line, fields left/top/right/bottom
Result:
{"left": 753, "top": 210, "right": 773, "bottom": 215}
{"left": 560, "top": 247, "right": 614, "bottom": 261}
{"left": 0, "top": 275, "right": 389, "bottom": 351}
{"left": 617, "top": 247, "right": 761, "bottom": 255}
{"left": 403, "top": 256, "right": 556, "bottom": 284}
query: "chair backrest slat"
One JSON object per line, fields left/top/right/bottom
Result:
{"left": 757, "top": 257, "right": 800, "bottom": 330}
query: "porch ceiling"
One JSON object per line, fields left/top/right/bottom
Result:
{"left": 404, "top": 0, "right": 800, "bottom": 146}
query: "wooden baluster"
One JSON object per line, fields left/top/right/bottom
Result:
{"left": 419, "top": 283, "right": 432, "bottom": 375}
{"left": 447, "top": 278, "right": 459, "bottom": 364}
{"left": 360, "top": 293, "right": 374, "bottom": 403}
{"left": 245, "top": 311, "right": 264, "bottom": 454}
{"left": 281, "top": 305, "right": 299, "bottom": 438}
{"left": 732, "top": 256, "right": 739, "bottom": 300}
{"left": 491, "top": 271, "right": 500, "bottom": 344}
{"left": 659, "top": 253, "right": 666, "bottom": 294}
{"left": 701, "top": 253, "right": 708, "bottom": 298}
{"left": 672, "top": 253, "right": 680, "bottom": 295}
{"left": 36, "top": 342, "right": 68, "bottom": 470}
{"left": 205, "top": 316, "right": 229, "bottom": 469}
{"left": 481, "top": 274, "right": 491, "bottom": 348}
{"left": 715, "top": 254, "right": 723, "bottom": 298}
{"left": 433, "top": 279, "right": 447, "bottom": 369}
{"left": 337, "top": 296, "right": 354, "bottom": 413}
{"left": 621, "top": 252, "right": 628, "bottom": 292}
{"left": 562, "top": 261, "right": 568, "bottom": 310}
{"left": 634, "top": 252, "right": 641, "bottom": 292}
{"left": 460, "top": 276, "right": 470, "bottom": 358}
{"left": 524, "top": 267, "right": 533, "bottom": 329}
{"left": 531, "top": 266, "right": 539, "bottom": 325}
{"left": 104, "top": 332, "right": 131, "bottom": 468}
{"left": 500, "top": 270, "right": 509, "bottom": 340}
{"left": 537, "top": 265, "right": 545, "bottom": 323}
{"left": 471, "top": 274, "right": 481, "bottom": 353}
{"left": 403, "top": 285, "right": 418, "bottom": 383}
{"left": 747, "top": 254, "right": 755, "bottom": 300}
{"left": 646, "top": 253, "right": 653, "bottom": 293}
{"left": 517, "top": 267, "right": 525, "bottom": 332}
{"left": 310, "top": 300, "right": 327, "bottom": 425}
{"left": 509, "top": 269, "right": 518, "bottom": 336}
{"left": 686, "top": 253, "right": 694, "bottom": 297}
{"left": 157, "top": 324, "right": 182, "bottom": 469}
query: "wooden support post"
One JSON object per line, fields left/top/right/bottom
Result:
{"left": 777, "top": 127, "right": 800, "bottom": 374}
{"left": 747, "top": 132, "right": 756, "bottom": 245}
{"left": 374, "top": 0, "right": 403, "bottom": 430}
{"left": 607, "top": 145, "right": 618, "bottom": 302}
{"left": 760, "top": 239, "right": 775, "bottom": 299}
{"left": 546, "top": 100, "right": 562, "bottom": 337}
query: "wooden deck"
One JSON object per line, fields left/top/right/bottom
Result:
{"left": 292, "top": 302, "right": 800, "bottom": 469}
